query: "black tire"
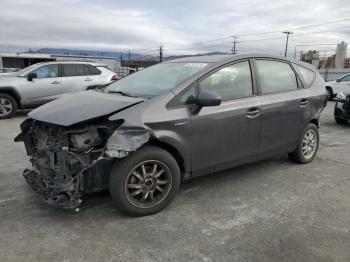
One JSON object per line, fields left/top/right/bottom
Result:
{"left": 335, "top": 116, "right": 348, "bottom": 124}
{"left": 288, "top": 123, "right": 319, "bottom": 164}
{"left": 326, "top": 87, "right": 334, "bottom": 101}
{"left": 109, "top": 145, "right": 181, "bottom": 216}
{"left": 0, "top": 93, "right": 17, "bottom": 119}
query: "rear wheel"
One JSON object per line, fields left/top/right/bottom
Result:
{"left": 288, "top": 123, "right": 319, "bottom": 164}
{"left": 109, "top": 145, "right": 181, "bottom": 216}
{"left": 335, "top": 116, "right": 348, "bottom": 124}
{"left": 0, "top": 93, "right": 17, "bottom": 119}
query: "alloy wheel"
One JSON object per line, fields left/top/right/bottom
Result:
{"left": 124, "top": 160, "right": 172, "bottom": 208}
{"left": 302, "top": 129, "right": 317, "bottom": 159}
{"left": 0, "top": 98, "right": 13, "bottom": 117}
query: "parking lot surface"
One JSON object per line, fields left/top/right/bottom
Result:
{"left": 0, "top": 102, "right": 349, "bottom": 262}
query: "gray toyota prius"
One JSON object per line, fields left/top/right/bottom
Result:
{"left": 15, "top": 54, "right": 327, "bottom": 216}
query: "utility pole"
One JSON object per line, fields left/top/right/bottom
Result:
{"left": 283, "top": 31, "right": 293, "bottom": 58}
{"left": 128, "top": 51, "right": 131, "bottom": 63}
{"left": 231, "top": 36, "right": 238, "bottom": 54}
{"left": 159, "top": 45, "right": 163, "bottom": 62}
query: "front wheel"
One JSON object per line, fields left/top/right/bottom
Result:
{"left": 109, "top": 145, "right": 181, "bottom": 216}
{"left": 0, "top": 93, "right": 17, "bottom": 119}
{"left": 288, "top": 123, "right": 319, "bottom": 164}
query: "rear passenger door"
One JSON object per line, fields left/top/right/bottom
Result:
{"left": 254, "top": 59, "right": 310, "bottom": 157}
{"left": 61, "top": 64, "right": 97, "bottom": 94}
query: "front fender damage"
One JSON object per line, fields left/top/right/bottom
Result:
{"left": 15, "top": 119, "right": 152, "bottom": 211}
{"left": 105, "top": 128, "right": 151, "bottom": 158}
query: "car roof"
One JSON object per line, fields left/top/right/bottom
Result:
{"left": 29, "top": 61, "right": 106, "bottom": 67}
{"left": 166, "top": 53, "right": 315, "bottom": 71}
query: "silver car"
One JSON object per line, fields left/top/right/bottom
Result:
{"left": 0, "top": 61, "right": 116, "bottom": 119}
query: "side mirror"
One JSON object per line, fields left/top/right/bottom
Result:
{"left": 27, "top": 72, "right": 37, "bottom": 81}
{"left": 336, "top": 78, "right": 341, "bottom": 82}
{"left": 195, "top": 91, "right": 222, "bottom": 107}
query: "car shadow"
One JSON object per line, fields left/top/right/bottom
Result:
{"left": 40, "top": 155, "right": 290, "bottom": 218}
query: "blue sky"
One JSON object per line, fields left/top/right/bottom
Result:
{"left": 0, "top": 0, "right": 349, "bottom": 57}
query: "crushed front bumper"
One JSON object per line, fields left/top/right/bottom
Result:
{"left": 23, "top": 168, "right": 81, "bottom": 209}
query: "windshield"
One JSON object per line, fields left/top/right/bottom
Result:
{"left": 105, "top": 62, "right": 209, "bottom": 97}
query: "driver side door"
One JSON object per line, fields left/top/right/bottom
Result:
{"left": 21, "top": 64, "right": 62, "bottom": 106}
{"left": 190, "top": 60, "right": 262, "bottom": 176}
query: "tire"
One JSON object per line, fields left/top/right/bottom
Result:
{"left": 288, "top": 123, "right": 319, "bottom": 164}
{"left": 335, "top": 116, "right": 348, "bottom": 124}
{"left": 109, "top": 145, "right": 181, "bottom": 216}
{"left": 326, "top": 87, "right": 334, "bottom": 101}
{"left": 0, "top": 93, "right": 17, "bottom": 119}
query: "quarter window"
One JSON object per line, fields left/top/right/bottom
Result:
{"left": 31, "top": 65, "right": 59, "bottom": 79}
{"left": 256, "top": 60, "right": 298, "bottom": 94}
{"left": 199, "top": 61, "right": 253, "bottom": 101}
{"left": 293, "top": 63, "right": 315, "bottom": 85}
{"left": 62, "top": 64, "right": 86, "bottom": 77}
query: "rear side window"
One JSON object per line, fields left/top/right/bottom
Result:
{"left": 88, "top": 65, "right": 101, "bottom": 75}
{"left": 256, "top": 60, "right": 298, "bottom": 94}
{"left": 199, "top": 61, "right": 253, "bottom": 101}
{"left": 62, "top": 64, "right": 85, "bottom": 77}
{"left": 293, "top": 63, "right": 315, "bottom": 86}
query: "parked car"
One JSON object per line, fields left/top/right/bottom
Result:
{"left": 0, "top": 68, "right": 20, "bottom": 76}
{"left": 15, "top": 54, "right": 327, "bottom": 216}
{"left": 0, "top": 61, "right": 117, "bottom": 119}
{"left": 325, "top": 73, "right": 350, "bottom": 100}
{"left": 334, "top": 91, "right": 350, "bottom": 124}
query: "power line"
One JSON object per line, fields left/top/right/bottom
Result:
{"left": 165, "top": 17, "right": 350, "bottom": 49}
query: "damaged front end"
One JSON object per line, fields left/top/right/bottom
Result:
{"left": 15, "top": 118, "right": 150, "bottom": 210}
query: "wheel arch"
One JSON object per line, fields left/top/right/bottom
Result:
{"left": 146, "top": 139, "right": 187, "bottom": 180}
{"left": 0, "top": 87, "right": 21, "bottom": 108}
{"left": 310, "top": 118, "right": 319, "bottom": 128}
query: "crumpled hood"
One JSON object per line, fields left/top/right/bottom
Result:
{"left": 28, "top": 90, "right": 145, "bottom": 126}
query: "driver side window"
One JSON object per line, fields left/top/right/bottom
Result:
{"left": 199, "top": 61, "right": 253, "bottom": 101}
{"left": 31, "top": 65, "right": 59, "bottom": 79}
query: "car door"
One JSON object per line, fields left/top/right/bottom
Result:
{"left": 254, "top": 59, "right": 310, "bottom": 158}
{"left": 190, "top": 60, "right": 262, "bottom": 176}
{"left": 61, "top": 64, "right": 96, "bottom": 94}
{"left": 20, "top": 64, "right": 62, "bottom": 106}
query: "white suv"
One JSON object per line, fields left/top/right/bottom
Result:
{"left": 0, "top": 61, "right": 117, "bottom": 119}
{"left": 326, "top": 73, "right": 350, "bottom": 100}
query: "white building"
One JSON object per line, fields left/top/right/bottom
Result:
{"left": 335, "top": 42, "right": 347, "bottom": 69}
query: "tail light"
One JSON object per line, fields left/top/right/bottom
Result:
{"left": 111, "top": 75, "right": 121, "bottom": 81}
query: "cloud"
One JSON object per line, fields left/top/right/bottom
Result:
{"left": 0, "top": 0, "right": 349, "bottom": 57}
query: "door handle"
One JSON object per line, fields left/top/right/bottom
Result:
{"left": 84, "top": 78, "right": 92, "bottom": 81}
{"left": 299, "top": 98, "right": 310, "bottom": 106}
{"left": 51, "top": 81, "right": 60, "bottom": 84}
{"left": 246, "top": 107, "right": 261, "bottom": 118}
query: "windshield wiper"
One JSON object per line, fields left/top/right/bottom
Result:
{"left": 107, "top": 90, "right": 139, "bottom": 98}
